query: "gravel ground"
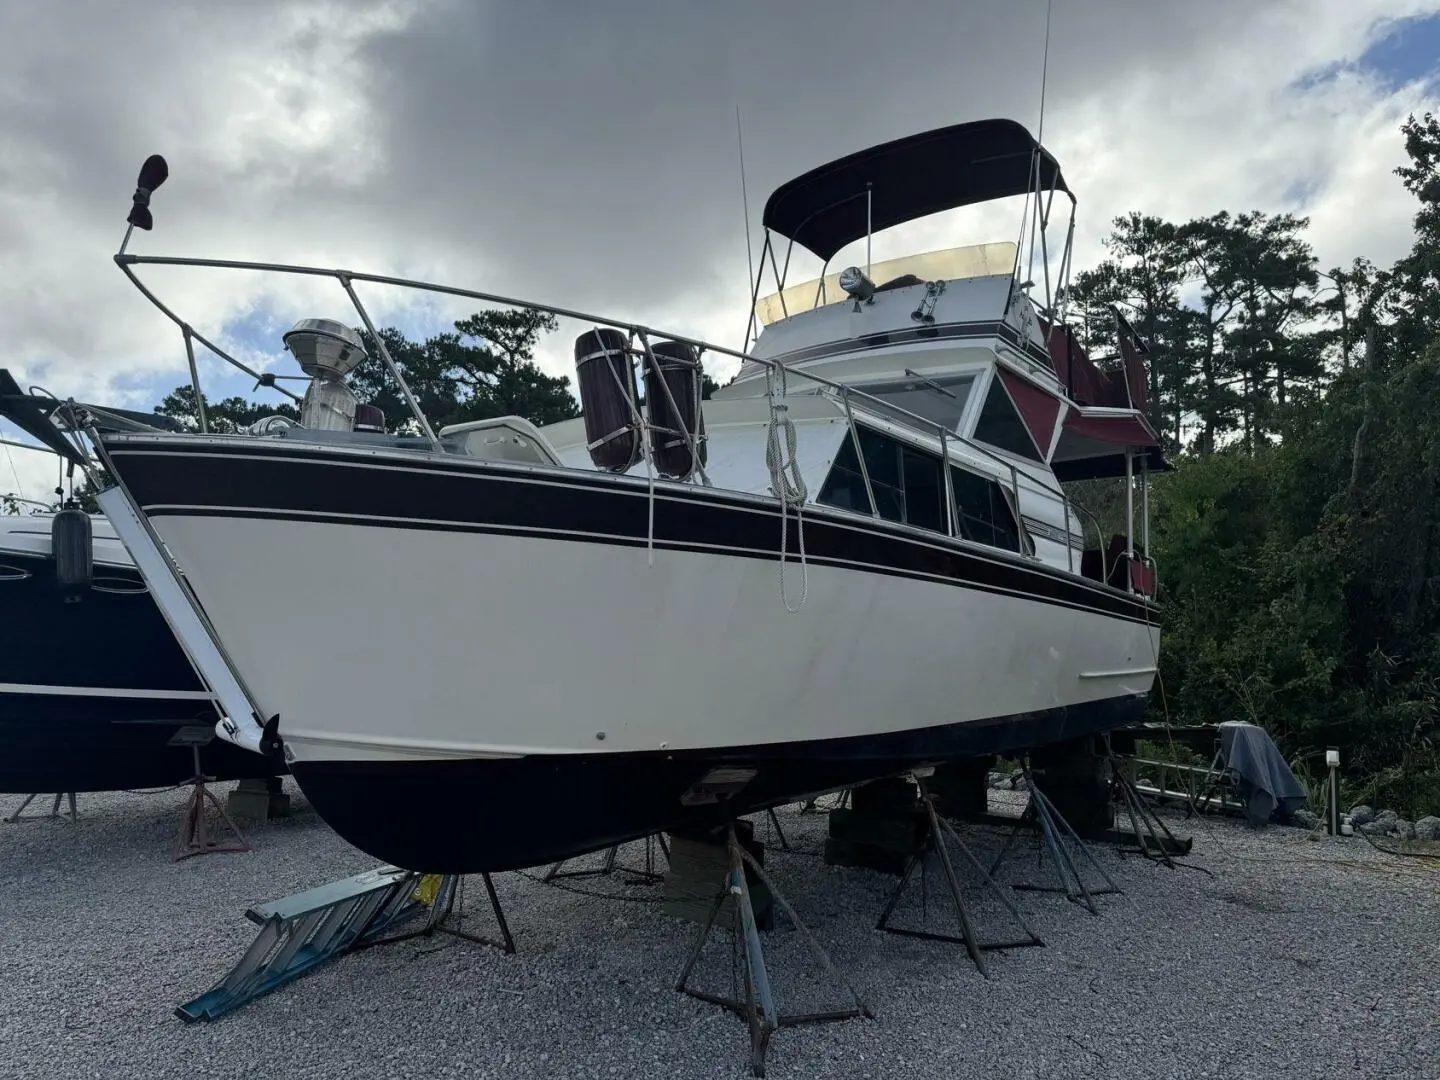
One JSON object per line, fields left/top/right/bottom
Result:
{"left": 2, "top": 780, "right": 1437, "bottom": 1080}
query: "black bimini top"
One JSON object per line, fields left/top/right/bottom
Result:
{"left": 761, "top": 118, "right": 1070, "bottom": 262}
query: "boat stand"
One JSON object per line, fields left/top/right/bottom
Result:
{"left": 543, "top": 832, "right": 670, "bottom": 885}
{"left": 177, "top": 866, "right": 513, "bottom": 1023}
{"left": 1105, "top": 739, "right": 1192, "bottom": 867}
{"left": 363, "top": 872, "right": 516, "bottom": 955}
{"left": 875, "top": 772, "right": 1044, "bottom": 977}
{"left": 3, "top": 791, "right": 78, "bottom": 824}
{"left": 172, "top": 743, "right": 252, "bottom": 861}
{"left": 761, "top": 807, "right": 790, "bottom": 851}
{"left": 987, "top": 761, "right": 1121, "bottom": 915}
{"left": 674, "top": 822, "right": 872, "bottom": 1078}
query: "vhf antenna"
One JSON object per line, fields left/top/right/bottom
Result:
{"left": 736, "top": 104, "right": 757, "bottom": 352}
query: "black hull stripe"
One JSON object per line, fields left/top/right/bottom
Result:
{"left": 104, "top": 439, "right": 1159, "bottom": 625}
{"left": 156, "top": 505, "right": 1150, "bottom": 623}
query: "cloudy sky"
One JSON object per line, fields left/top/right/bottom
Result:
{"left": 2, "top": 0, "right": 1439, "bottom": 500}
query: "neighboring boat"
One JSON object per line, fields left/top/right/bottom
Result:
{"left": 0, "top": 385, "right": 285, "bottom": 793}
{"left": 29, "top": 118, "right": 1164, "bottom": 871}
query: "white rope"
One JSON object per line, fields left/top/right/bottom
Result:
{"left": 765, "top": 368, "right": 808, "bottom": 612}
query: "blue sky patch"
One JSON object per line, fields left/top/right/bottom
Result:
{"left": 1290, "top": 13, "right": 1440, "bottom": 93}
{"left": 1356, "top": 13, "right": 1440, "bottom": 90}
{"left": 117, "top": 301, "right": 467, "bottom": 417}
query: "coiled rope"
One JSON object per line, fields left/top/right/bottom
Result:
{"left": 765, "top": 367, "right": 808, "bottom": 612}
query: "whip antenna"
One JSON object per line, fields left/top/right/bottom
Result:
{"left": 736, "top": 104, "right": 757, "bottom": 347}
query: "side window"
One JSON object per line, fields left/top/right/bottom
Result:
{"left": 818, "top": 427, "right": 946, "bottom": 534}
{"left": 950, "top": 466, "right": 1022, "bottom": 552}
{"left": 899, "top": 445, "right": 945, "bottom": 533}
{"left": 972, "top": 378, "right": 1044, "bottom": 463}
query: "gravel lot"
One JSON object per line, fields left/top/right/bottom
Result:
{"left": 2, "top": 780, "right": 1437, "bottom": 1080}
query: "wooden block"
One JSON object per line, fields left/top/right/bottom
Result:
{"left": 851, "top": 777, "right": 919, "bottom": 817}
{"left": 823, "top": 836, "right": 912, "bottom": 876}
{"left": 828, "top": 807, "right": 928, "bottom": 853}
{"left": 662, "top": 830, "right": 773, "bottom": 930}
{"left": 928, "top": 759, "right": 993, "bottom": 820}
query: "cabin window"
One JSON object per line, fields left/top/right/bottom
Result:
{"left": 950, "top": 466, "right": 1023, "bottom": 552}
{"left": 818, "top": 426, "right": 946, "bottom": 532}
{"left": 859, "top": 372, "right": 977, "bottom": 435}
{"left": 972, "top": 377, "right": 1044, "bottom": 463}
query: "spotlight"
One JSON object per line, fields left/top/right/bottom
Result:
{"left": 838, "top": 266, "right": 876, "bottom": 310}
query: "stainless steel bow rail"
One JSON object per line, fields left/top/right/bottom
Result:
{"left": 176, "top": 865, "right": 513, "bottom": 1024}
{"left": 105, "top": 153, "right": 1091, "bottom": 568}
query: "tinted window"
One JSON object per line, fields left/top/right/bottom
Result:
{"left": 950, "top": 466, "right": 1022, "bottom": 551}
{"left": 900, "top": 445, "right": 945, "bottom": 533}
{"left": 818, "top": 427, "right": 946, "bottom": 533}
{"left": 862, "top": 373, "right": 977, "bottom": 434}
{"left": 972, "top": 379, "right": 1043, "bottom": 462}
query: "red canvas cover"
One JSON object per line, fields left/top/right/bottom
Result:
{"left": 1061, "top": 409, "right": 1160, "bottom": 449}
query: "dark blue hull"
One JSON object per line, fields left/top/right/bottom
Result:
{"left": 0, "top": 544, "right": 284, "bottom": 793}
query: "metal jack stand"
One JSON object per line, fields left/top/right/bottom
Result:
{"left": 4, "top": 791, "right": 78, "bottom": 823}
{"left": 366, "top": 872, "right": 516, "bottom": 955}
{"left": 543, "top": 832, "right": 670, "bottom": 884}
{"left": 172, "top": 735, "right": 252, "bottom": 861}
{"left": 1105, "top": 739, "right": 1192, "bottom": 866}
{"left": 763, "top": 807, "right": 790, "bottom": 851}
{"left": 988, "top": 761, "right": 1121, "bottom": 915}
{"left": 876, "top": 773, "right": 1044, "bottom": 977}
{"left": 675, "top": 822, "right": 873, "bottom": 1078}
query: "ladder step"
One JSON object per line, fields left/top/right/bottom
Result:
{"left": 177, "top": 868, "right": 439, "bottom": 1023}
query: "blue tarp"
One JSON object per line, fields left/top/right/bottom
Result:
{"left": 1219, "top": 721, "right": 1308, "bottom": 827}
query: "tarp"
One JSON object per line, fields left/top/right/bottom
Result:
{"left": 1219, "top": 721, "right": 1308, "bottom": 827}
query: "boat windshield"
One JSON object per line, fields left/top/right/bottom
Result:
{"left": 854, "top": 372, "right": 979, "bottom": 436}
{"left": 753, "top": 241, "right": 1017, "bottom": 327}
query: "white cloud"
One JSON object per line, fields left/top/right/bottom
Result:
{"left": 0, "top": 0, "right": 1437, "bottom": 502}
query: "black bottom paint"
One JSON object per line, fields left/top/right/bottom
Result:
{"left": 289, "top": 694, "right": 1148, "bottom": 874}
{"left": 0, "top": 548, "right": 284, "bottom": 793}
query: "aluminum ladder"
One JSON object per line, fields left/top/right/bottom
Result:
{"left": 177, "top": 865, "right": 456, "bottom": 1022}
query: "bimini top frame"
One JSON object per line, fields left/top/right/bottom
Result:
{"left": 742, "top": 117, "right": 1079, "bottom": 354}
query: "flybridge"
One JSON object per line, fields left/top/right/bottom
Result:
{"left": 742, "top": 118, "right": 1073, "bottom": 353}
{"left": 725, "top": 117, "right": 1164, "bottom": 489}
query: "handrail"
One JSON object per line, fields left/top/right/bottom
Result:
{"left": 112, "top": 249, "right": 1114, "bottom": 570}
{"left": 116, "top": 251, "right": 1065, "bottom": 492}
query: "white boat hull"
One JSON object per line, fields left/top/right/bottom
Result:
{"left": 151, "top": 515, "right": 1156, "bottom": 763}
{"left": 99, "top": 435, "right": 1158, "bottom": 870}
